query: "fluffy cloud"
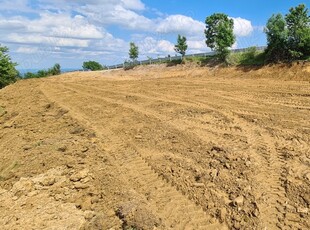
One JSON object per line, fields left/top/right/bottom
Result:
{"left": 78, "top": 4, "right": 154, "bottom": 31}
{"left": 138, "top": 37, "right": 175, "bottom": 57}
{"left": 121, "top": 0, "right": 145, "bottom": 10}
{"left": 232, "top": 17, "right": 254, "bottom": 37}
{"left": 157, "top": 15, "right": 205, "bottom": 35}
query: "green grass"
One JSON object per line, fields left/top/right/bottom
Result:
{"left": 226, "top": 47, "right": 266, "bottom": 66}
{"left": 182, "top": 55, "right": 217, "bottom": 66}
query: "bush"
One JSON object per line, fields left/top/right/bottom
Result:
{"left": 226, "top": 47, "right": 265, "bottom": 66}
{"left": 24, "top": 64, "right": 61, "bottom": 79}
{"left": 82, "top": 61, "right": 104, "bottom": 71}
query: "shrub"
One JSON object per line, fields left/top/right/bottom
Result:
{"left": 82, "top": 61, "right": 104, "bottom": 71}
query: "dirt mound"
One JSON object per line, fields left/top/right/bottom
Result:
{"left": 0, "top": 64, "right": 309, "bottom": 229}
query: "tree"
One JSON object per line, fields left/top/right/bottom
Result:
{"left": 285, "top": 4, "right": 310, "bottom": 59}
{"left": 82, "top": 61, "right": 103, "bottom": 71}
{"left": 48, "top": 63, "right": 61, "bottom": 75}
{"left": 174, "top": 34, "right": 188, "bottom": 58}
{"left": 205, "top": 13, "right": 235, "bottom": 61}
{"left": 0, "top": 45, "right": 18, "bottom": 89}
{"left": 264, "top": 14, "right": 289, "bottom": 62}
{"left": 129, "top": 42, "right": 139, "bottom": 62}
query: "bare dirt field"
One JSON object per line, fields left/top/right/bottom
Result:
{"left": 0, "top": 63, "right": 309, "bottom": 229}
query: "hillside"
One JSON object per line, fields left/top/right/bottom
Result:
{"left": 0, "top": 63, "right": 309, "bottom": 229}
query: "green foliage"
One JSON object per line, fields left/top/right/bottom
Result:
{"left": 227, "top": 47, "right": 265, "bottom": 66}
{"left": 264, "top": 14, "right": 289, "bottom": 62}
{"left": 49, "top": 63, "right": 61, "bottom": 75}
{"left": 82, "top": 61, "right": 104, "bottom": 71}
{"left": 285, "top": 4, "right": 310, "bottom": 59}
{"left": 129, "top": 42, "right": 139, "bottom": 61}
{"left": 0, "top": 45, "right": 19, "bottom": 89}
{"left": 24, "top": 64, "right": 62, "bottom": 79}
{"left": 24, "top": 72, "right": 37, "bottom": 79}
{"left": 174, "top": 35, "right": 188, "bottom": 57}
{"left": 205, "top": 13, "right": 236, "bottom": 61}
{"left": 265, "top": 4, "right": 310, "bottom": 62}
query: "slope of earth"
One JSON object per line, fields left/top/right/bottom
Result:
{"left": 0, "top": 63, "right": 309, "bottom": 229}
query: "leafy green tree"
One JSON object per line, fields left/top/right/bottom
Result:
{"left": 0, "top": 45, "right": 18, "bottom": 89}
{"left": 174, "top": 35, "right": 188, "bottom": 58}
{"left": 264, "top": 14, "right": 289, "bottom": 62}
{"left": 82, "top": 61, "right": 103, "bottom": 71}
{"left": 285, "top": 4, "right": 310, "bottom": 59}
{"left": 129, "top": 42, "right": 139, "bottom": 62}
{"left": 48, "top": 63, "right": 61, "bottom": 75}
{"left": 205, "top": 13, "right": 235, "bottom": 61}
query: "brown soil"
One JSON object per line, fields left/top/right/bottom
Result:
{"left": 0, "top": 63, "right": 309, "bottom": 229}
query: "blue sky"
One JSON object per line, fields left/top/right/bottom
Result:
{"left": 0, "top": 0, "right": 308, "bottom": 70}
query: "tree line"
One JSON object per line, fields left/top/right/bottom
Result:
{"left": 0, "top": 3, "right": 309, "bottom": 88}
{"left": 129, "top": 4, "right": 309, "bottom": 63}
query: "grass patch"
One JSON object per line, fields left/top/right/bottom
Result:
{"left": 226, "top": 47, "right": 266, "bottom": 66}
{"left": 183, "top": 56, "right": 215, "bottom": 66}
{"left": 166, "top": 59, "right": 182, "bottom": 67}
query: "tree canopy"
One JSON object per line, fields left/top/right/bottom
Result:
{"left": 129, "top": 42, "right": 139, "bottom": 62}
{"left": 285, "top": 4, "right": 310, "bottom": 59}
{"left": 205, "top": 13, "right": 235, "bottom": 61}
{"left": 265, "top": 14, "right": 289, "bottom": 62}
{"left": 0, "top": 45, "right": 19, "bottom": 89}
{"left": 265, "top": 4, "right": 310, "bottom": 62}
{"left": 82, "top": 61, "right": 104, "bottom": 71}
{"left": 174, "top": 35, "right": 188, "bottom": 57}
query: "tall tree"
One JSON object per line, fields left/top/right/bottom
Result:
{"left": 0, "top": 45, "right": 18, "bottom": 89}
{"left": 285, "top": 4, "right": 310, "bottom": 59}
{"left": 174, "top": 34, "right": 188, "bottom": 58}
{"left": 205, "top": 13, "right": 235, "bottom": 61}
{"left": 129, "top": 42, "right": 139, "bottom": 62}
{"left": 264, "top": 14, "right": 289, "bottom": 62}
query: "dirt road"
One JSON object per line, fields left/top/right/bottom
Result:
{"left": 0, "top": 64, "right": 309, "bottom": 229}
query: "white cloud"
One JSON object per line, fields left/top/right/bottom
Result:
{"left": 187, "top": 40, "right": 206, "bottom": 50}
{"left": 137, "top": 37, "right": 174, "bottom": 57}
{"left": 0, "top": 0, "right": 261, "bottom": 68}
{"left": 16, "top": 46, "right": 39, "bottom": 54}
{"left": 0, "top": 18, "right": 26, "bottom": 31}
{"left": 0, "top": 0, "right": 34, "bottom": 12}
{"left": 232, "top": 17, "right": 254, "bottom": 37}
{"left": 121, "top": 0, "right": 145, "bottom": 10}
{"left": 7, "top": 33, "right": 90, "bottom": 47}
{"left": 157, "top": 15, "right": 205, "bottom": 36}
{"left": 79, "top": 4, "right": 154, "bottom": 31}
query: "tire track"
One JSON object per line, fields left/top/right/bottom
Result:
{"left": 64, "top": 82, "right": 244, "bottom": 137}
{"left": 45, "top": 79, "right": 303, "bottom": 229}
{"left": 40, "top": 82, "right": 226, "bottom": 230}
